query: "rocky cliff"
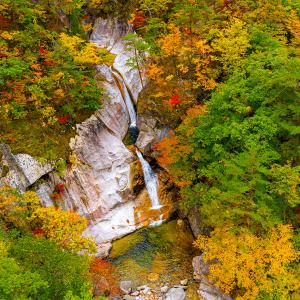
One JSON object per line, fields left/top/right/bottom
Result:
{"left": 0, "top": 18, "right": 173, "bottom": 254}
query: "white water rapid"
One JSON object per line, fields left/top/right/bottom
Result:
{"left": 112, "top": 68, "right": 161, "bottom": 210}
{"left": 136, "top": 149, "right": 161, "bottom": 210}
{"left": 112, "top": 70, "right": 137, "bottom": 128}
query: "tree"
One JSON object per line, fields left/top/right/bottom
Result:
{"left": 9, "top": 235, "right": 93, "bottom": 300}
{"left": 124, "top": 32, "right": 150, "bottom": 88}
{"left": 156, "top": 35, "right": 300, "bottom": 230}
{"left": 0, "top": 187, "right": 96, "bottom": 253}
{"left": 212, "top": 18, "right": 250, "bottom": 73}
{"left": 139, "top": 0, "right": 172, "bottom": 17}
{"left": 0, "top": 235, "right": 48, "bottom": 299}
{"left": 194, "top": 225, "right": 299, "bottom": 300}
{"left": 30, "top": 206, "right": 97, "bottom": 253}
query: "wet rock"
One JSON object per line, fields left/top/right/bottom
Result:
{"left": 180, "top": 279, "right": 188, "bottom": 286}
{"left": 165, "top": 287, "right": 186, "bottom": 300}
{"left": 120, "top": 281, "right": 132, "bottom": 294}
{"left": 91, "top": 18, "right": 144, "bottom": 103}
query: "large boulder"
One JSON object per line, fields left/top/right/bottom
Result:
{"left": 0, "top": 143, "right": 54, "bottom": 192}
{"left": 136, "top": 116, "right": 170, "bottom": 154}
{"left": 165, "top": 287, "right": 186, "bottom": 300}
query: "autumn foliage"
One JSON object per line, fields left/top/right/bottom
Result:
{"left": 0, "top": 187, "right": 96, "bottom": 253}
{"left": 194, "top": 225, "right": 300, "bottom": 300}
{"left": 129, "top": 10, "right": 146, "bottom": 29}
{"left": 90, "top": 258, "right": 120, "bottom": 297}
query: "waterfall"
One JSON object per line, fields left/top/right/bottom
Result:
{"left": 112, "top": 70, "right": 137, "bottom": 128}
{"left": 112, "top": 68, "right": 161, "bottom": 210}
{"left": 136, "top": 150, "right": 161, "bottom": 210}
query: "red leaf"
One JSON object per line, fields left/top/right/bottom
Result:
{"left": 33, "top": 229, "right": 46, "bottom": 236}
{"left": 55, "top": 183, "right": 65, "bottom": 192}
{"left": 39, "top": 47, "right": 48, "bottom": 55}
{"left": 169, "top": 95, "right": 181, "bottom": 105}
{"left": 43, "top": 60, "right": 55, "bottom": 66}
{"left": 57, "top": 115, "right": 70, "bottom": 125}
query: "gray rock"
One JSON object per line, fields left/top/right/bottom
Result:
{"left": 35, "top": 182, "right": 54, "bottom": 207}
{"left": 192, "top": 254, "right": 234, "bottom": 300}
{"left": 91, "top": 18, "right": 144, "bottom": 103}
{"left": 165, "top": 287, "right": 186, "bottom": 300}
{"left": 160, "top": 286, "right": 169, "bottom": 293}
{"left": 120, "top": 281, "right": 132, "bottom": 294}
{"left": 95, "top": 242, "right": 112, "bottom": 258}
{"left": 198, "top": 280, "right": 234, "bottom": 300}
{"left": 0, "top": 143, "right": 54, "bottom": 192}
{"left": 136, "top": 116, "right": 170, "bottom": 154}
{"left": 187, "top": 206, "right": 202, "bottom": 238}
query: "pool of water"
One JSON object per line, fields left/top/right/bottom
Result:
{"left": 108, "top": 220, "right": 197, "bottom": 292}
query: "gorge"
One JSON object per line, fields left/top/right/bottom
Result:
{"left": 1, "top": 1, "right": 299, "bottom": 299}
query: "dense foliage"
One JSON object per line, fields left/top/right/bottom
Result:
{"left": 1, "top": 0, "right": 300, "bottom": 299}
{"left": 0, "top": 0, "right": 114, "bottom": 159}
{"left": 132, "top": 0, "right": 300, "bottom": 299}
{"left": 0, "top": 186, "right": 102, "bottom": 299}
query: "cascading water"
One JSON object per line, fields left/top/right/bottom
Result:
{"left": 111, "top": 70, "right": 137, "bottom": 128}
{"left": 112, "top": 68, "right": 161, "bottom": 211}
{"left": 136, "top": 149, "right": 161, "bottom": 210}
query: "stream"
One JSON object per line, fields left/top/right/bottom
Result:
{"left": 108, "top": 219, "right": 198, "bottom": 298}
{"left": 112, "top": 68, "right": 161, "bottom": 213}
{"left": 109, "top": 69, "right": 198, "bottom": 297}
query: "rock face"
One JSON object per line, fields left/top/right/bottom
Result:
{"left": 0, "top": 18, "right": 169, "bottom": 250}
{"left": 56, "top": 18, "right": 153, "bottom": 246}
{"left": 187, "top": 206, "right": 202, "bottom": 238}
{"left": 192, "top": 254, "right": 233, "bottom": 300}
{"left": 0, "top": 143, "right": 54, "bottom": 192}
{"left": 91, "top": 18, "right": 144, "bottom": 103}
{"left": 136, "top": 117, "right": 170, "bottom": 154}
{"left": 61, "top": 114, "right": 134, "bottom": 220}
